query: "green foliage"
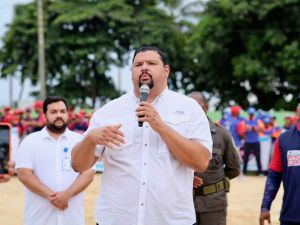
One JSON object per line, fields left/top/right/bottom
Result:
{"left": 0, "top": 0, "right": 184, "bottom": 107}
{"left": 185, "top": 0, "right": 300, "bottom": 110}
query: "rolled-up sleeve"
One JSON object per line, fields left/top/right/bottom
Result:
{"left": 186, "top": 103, "right": 212, "bottom": 154}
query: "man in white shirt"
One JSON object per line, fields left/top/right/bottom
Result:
{"left": 16, "top": 96, "right": 94, "bottom": 225}
{"left": 72, "top": 46, "right": 212, "bottom": 225}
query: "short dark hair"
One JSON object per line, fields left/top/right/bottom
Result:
{"left": 132, "top": 46, "right": 169, "bottom": 65}
{"left": 188, "top": 91, "right": 208, "bottom": 104}
{"left": 43, "top": 96, "right": 68, "bottom": 114}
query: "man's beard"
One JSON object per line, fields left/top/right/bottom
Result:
{"left": 46, "top": 119, "right": 67, "bottom": 134}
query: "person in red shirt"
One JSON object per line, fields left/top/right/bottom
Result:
{"left": 3, "top": 106, "right": 13, "bottom": 124}
{"left": 22, "top": 101, "right": 45, "bottom": 132}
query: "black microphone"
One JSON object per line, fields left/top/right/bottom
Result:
{"left": 138, "top": 84, "right": 150, "bottom": 127}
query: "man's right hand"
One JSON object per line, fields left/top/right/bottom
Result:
{"left": 193, "top": 176, "right": 203, "bottom": 188}
{"left": 259, "top": 211, "right": 271, "bottom": 225}
{"left": 88, "top": 124, "right": 125, "bottom": 148}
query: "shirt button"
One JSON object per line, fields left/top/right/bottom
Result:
{"left": 144, "top": 143, "right": 147, "bottom": 146}
{"left": 143, "top": 182, "right": 146, "bottom": 185}
{"left": 146, "top": 125, "right": 148, "bottom": 128}
{"left": 141, "top": 203, "right": 144, "bottom": 206}
{"left": 144, "top": 162, "right": 147, "bottom": 166}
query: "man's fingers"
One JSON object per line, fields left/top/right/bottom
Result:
{"left": 106, "top": 125, "right": 124, "bottom": 137}
{"left": 7, "top": 161, "right": 15, "bottom": 167}
{"left": 112, "top": 124, "right": 122, "bottom": 129}
{"left": 8, "top": 167, "right": 15, "bottom": 176}
{"left": 109, "top": 133, "right": 126, "bottom": 143}
{"left": 103, "top": 132, "right": 125, "bottom": 146}
{"left": 110, "top": 137, "right": 124, "bottom": 146}
{"left": 104, "top": 141, "right": 114, "bottom": 148}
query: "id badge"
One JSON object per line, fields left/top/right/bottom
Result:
{"left": 62, "top": 147, "right": 71, "bottom": 171}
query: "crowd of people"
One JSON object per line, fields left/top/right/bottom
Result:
{"left": 0, "top": 101, "right": 93, "bottom": 140}
{"left": 1, "top": 101, "right": 297, "bottom": 146}
{"left": 0, "top": 45, "right": 299, "bottom": 225}
{"left": 218, "top": 105, "right": 298, "bottom": 175}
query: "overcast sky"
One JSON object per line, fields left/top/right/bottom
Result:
{"left": 0, "top": 0, "right": 35, "bottom": 107}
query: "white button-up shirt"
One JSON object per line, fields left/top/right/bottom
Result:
{"left": 16, "top": 128, "right": 85, "bottom": 225}
{"left": 87, "top": 89, "right": 212, "bottom": 225}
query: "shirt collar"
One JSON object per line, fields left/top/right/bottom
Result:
{"left": 40, "top": 127, "right": 70, "bottom": 140}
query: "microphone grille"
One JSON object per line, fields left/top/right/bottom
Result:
{"left": 140, "top": 84, "right": 150, "bottom": 94}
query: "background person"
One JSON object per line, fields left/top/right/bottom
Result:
{"left": 22, "top": 101, "right": 46, "bottom": 133}
{"left": 259, "top": 93, "right": 300, "bottom": 225}
{"left": 228, "top": 105, "right": 244, "bottom": 150}
{"left": 189, "top": 92, "right": 240, "bottom": 225}
{"left": 16, "top": 96, "right": 94, "bottom": 225}
{"left": 241, "top": 107, "right": 263, "bottom": 175}
{"left": 72, "top": 46, "right": 212, "bottom": 225}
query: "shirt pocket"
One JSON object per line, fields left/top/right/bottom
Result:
{"left": 156, "top": 114, "right": 190, "bottom": 154}
{"left": 104, "top": 120, "right": 135, "bottom": 156}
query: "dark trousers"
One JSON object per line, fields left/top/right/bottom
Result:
{"left": 243, "top": 142, "right": 262, "bottom": 174}
{"left": 281, "top": 222, "right": 300, "bottom": 225}
{"left": 195, "top": 209, "right": 227, "bottom": 225}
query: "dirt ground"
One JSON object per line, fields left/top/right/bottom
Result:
{"left": 0, "top": 174, "right": 283, "bottom": 225}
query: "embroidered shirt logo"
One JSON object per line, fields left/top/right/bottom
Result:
{"left": 174, "top": 110, "right": 185, "bottom": 115}
{"left": 287, "top": 150, "right": 300, "bottom": 167}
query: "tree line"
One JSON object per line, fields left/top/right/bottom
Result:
{"left": 1, "top": 0, "right": 299, "bottom": 110}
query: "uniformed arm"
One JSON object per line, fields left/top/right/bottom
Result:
{"left": 72, "top": 125, "right": 125, "bottom": 172}
{"left": 49, "top": 169, "right": 94, "bottom": 209}
{"left": 137, "top": 102, "right": 211, "bottom": 172}
{"left": 16, "top": 168, "right": 54, "bottom": 199}
{"left": 259, "top": 139, "right": 282, "bottom": 225}
{"left": 223, "top": 130, "right": 241, "bottom": 179}
{"left": 259, "top": 170, "right": 282, "bottom": 225}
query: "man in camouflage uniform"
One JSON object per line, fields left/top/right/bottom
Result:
{"left": 188, "top": 92, "right": 241, "bottom": 225}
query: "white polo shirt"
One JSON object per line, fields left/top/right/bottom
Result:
{"left": 86, "top": 89, "right": 212, "bottom": 225}
{"left": 16, "top": 128, "right": 84, "bottom": 225}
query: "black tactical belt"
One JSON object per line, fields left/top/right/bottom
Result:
{"left": 194, "top": 178, "right": 230, "bottom": 196}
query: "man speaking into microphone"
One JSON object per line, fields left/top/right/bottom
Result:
{"left": 71, "top": 46, "right": 212, "bottom": 225}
